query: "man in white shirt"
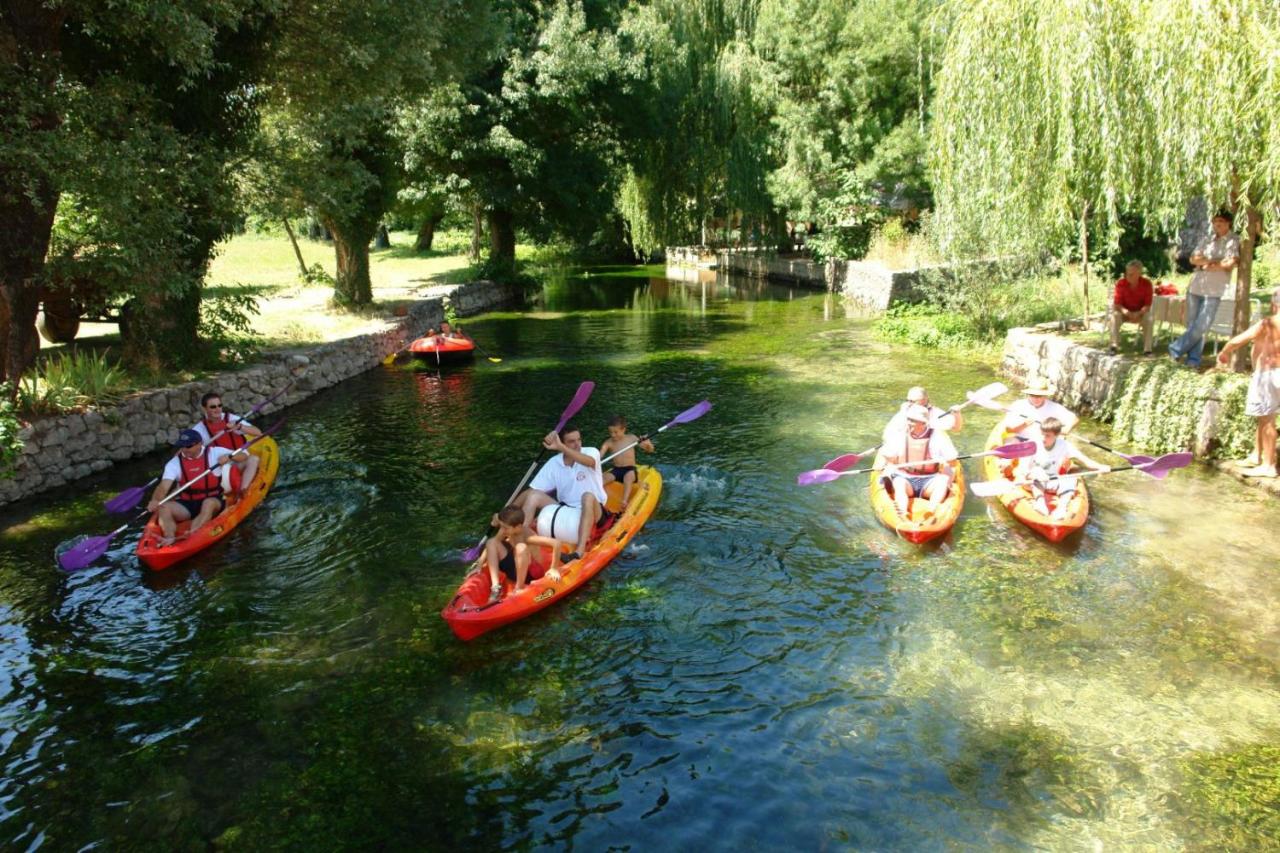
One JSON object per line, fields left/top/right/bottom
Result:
{"left": 1001, "top": 387, "right": 1079, "bottom": 438}
{"left": 147, "top": 429, "right": 248, "bottom": 546}
{"left": 1169, "top": 210, "right": 1240, "bottom": 369}
{"left": 516, "top": 424, "right": 607, "bottom": 561}
{"left": 880, "top": 404, "right": 959, "bottom": 518}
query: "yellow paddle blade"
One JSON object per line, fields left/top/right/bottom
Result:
{"left": 487, "top": 357, "right": 502, "bottom": 363}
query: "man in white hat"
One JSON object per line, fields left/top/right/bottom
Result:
{"left": 1001, "top": 386, "right": 1079, "bottom": 438}
{"left": 1216, "top": 286, "right": 1280, "bottom": 477}
{"left": 880, "top": 403, "right": 958, "bottom": 518}
{"left": 882, "top": 386, "right": 963, "bottom": 445}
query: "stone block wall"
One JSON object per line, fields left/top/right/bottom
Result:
{"left": 1000, "top": 327, "right": 1130, "bottom": 412}
{"left": 1, "top": 279, "right": 523, "bottom": 507}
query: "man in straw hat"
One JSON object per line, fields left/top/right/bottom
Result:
{"left": 1217, "top": 286, "right": 1280, "bottom": 477}
{"left": 1001, "top": 386, "right": 1079, "bottom": 439}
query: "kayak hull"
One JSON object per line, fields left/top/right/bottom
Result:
{"left": 136, "top": 437, "right": 280, "bottom": 570}
{"left": 409, "top": 336, "right": 475, "bottom": 364}
{"left": 979, "top": 423, "right": 1088, "bottom": 542}
{"left": 868, "top": 455, "right": 965, "bottom": 543}
{"left": 442, "top": 466, "right": 663, "bottom": 641}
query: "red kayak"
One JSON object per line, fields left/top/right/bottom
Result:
{"left": 409, "top": 334, "right": 475, "bottom": 364}
{"left": 442, "top": 466, "right": 663, "bottom": 641}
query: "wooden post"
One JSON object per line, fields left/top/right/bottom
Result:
{"left": 1080, "top": 204, "right": 1090, "bottom": 329}
{"left": 282, "top": 219, "right": 308, "bottom": 277}
{"left": 1231, "top": 205, "right": 1262, "bottom": 372}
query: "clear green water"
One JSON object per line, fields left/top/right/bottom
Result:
{"left": 2, "top": 270, "right": 1279, "bottom": 850}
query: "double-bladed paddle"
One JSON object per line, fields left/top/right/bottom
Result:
{"left": 797, "top": 440, "right": 1036, "bottom": 485}
{"left": 794, "top": 382, "right": 1011, "bottom": 486}
{"left": 102, "top": 381, "right": 294, "bottom": 515}
{"left": 965, "top": 392, "right": 1156, "bottom": 466}
{"left": 968, "top": 452, "right": 1194, "bottom": 498}
{"left": 459, "top": 382, "right": 595, "bottom": 563}
{"left": 59, "top": 420, "right": 285, "bottom": 572}
{"left": 599, "top": 400, "right": 713, "bottom": 465}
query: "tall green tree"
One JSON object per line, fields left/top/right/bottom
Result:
{"left": 255, "top": 0, "right": 497, "bottom": 305}
{"left": 0, "top": 1, "right": 269, "bottom": 383}
{"left": 930, "top": 0, "right": 1280, "bottom": 341}
{"left": 755, "top": 0, "right": 934, "bottom": 224}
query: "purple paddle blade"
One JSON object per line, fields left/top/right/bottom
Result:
{"left": 663, "top": 399, "right": 712, "bottom": 428}
{"left": 554, "top": 381, "right": 595, "bottom": 433}
{"left": 796, "top": 468, "right": 843, "bottom": 486}
{"left": 1135, "top": 452, "right": 1193, "bottom": 477}
{"left": 58, "top": 529, "right": 122, "bottom": 572}
{"left": 990, "top": 441, "right": 1037, "bottom": 459}
{"left": 1120, "top": 453, "right": 1157, "bottom": 466}
{"left": 103, "top": 484, "right": 149, "bottom": 515}
{"left": 461, "top": 539, "right": 485, "bottom": 563}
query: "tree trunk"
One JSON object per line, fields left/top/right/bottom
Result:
{"left": 488, "top": 207, "right": 516, "bottom": 275}
{"left": 414, "top": 215, "right": 442, "bottom": 252}
{"left": 121, "top": 284, "right": 201, "bottom": 367}
{"left": 372, "top": 224, "right": 391, "bottom": 250}
{"left": 329, "top": 221, "right": 375, "bottom": 305}
{"left": 470, "top": 203, "right": 484, "bottom": 262}
{"left": 1232, "top": 204, "right": 1262, "bottom": 372}
{"left": 283, "top": 219, "right": 308, "bottom": 276}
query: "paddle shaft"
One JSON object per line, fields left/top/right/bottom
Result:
{"left": 842, "top": 444, "right": 1026, "bottom": 479}
{"left": 989, "top": 401, "right": 1139, "bottom": 459}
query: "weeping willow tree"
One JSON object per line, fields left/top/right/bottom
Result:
{"left": 616, "top": 0, "right": 777, "bottom": 257}
{"left": 931, "top": 0, "right": 1280, "bottom": 344}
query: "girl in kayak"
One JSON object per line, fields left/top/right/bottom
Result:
{"left": 1022, "top": 418, "right": 1109, "bottom": 519}
{"left": 486, "top": 505, "right": 564, "bottom": 602}
{"left": 600, "top": 415, "right": 655, "bottom": 508}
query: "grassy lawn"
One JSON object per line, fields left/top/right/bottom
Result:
{"left": 204, "top": 228, "right": 477, "bottom": 347}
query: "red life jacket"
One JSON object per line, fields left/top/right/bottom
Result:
{"left": 901, "top": 427, "right": 940, "bottom": 475}
{"left": 177, "top": 449, "right": 223, "bottom": 501}
{"left": 202, "top": 416, "right": 247, "bottom": 451}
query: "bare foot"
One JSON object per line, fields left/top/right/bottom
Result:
{"left": 157, "top": 536, "right": 176, "bottom": 547}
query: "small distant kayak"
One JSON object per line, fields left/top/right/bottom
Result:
{"left": 979, "top": 423, "right": 1088, "bottom": 542}
{"left": 409, "top": 335, "right": 475, "bottom": 364}
{"left": 136, "top": 437, "right": 280, "bottom": 571}
{"left": 442, "top": 465, "right": 663, "bottom": 641}
{"left": 868, "top": 455, "right": 965, "bottom": 543}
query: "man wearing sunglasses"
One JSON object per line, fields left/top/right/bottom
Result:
{"left": 191, "top": 392, "right": 262, "bottom": 494}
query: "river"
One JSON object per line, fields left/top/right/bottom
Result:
{"left": 2, "top": 268, "right": 1279, "bottom": 849}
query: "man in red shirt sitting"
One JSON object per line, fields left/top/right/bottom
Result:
{"left": 1110, "top": 260, "right": 1154, "bottom": 355}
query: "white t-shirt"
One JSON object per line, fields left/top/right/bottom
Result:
{"left": 162, "top": 446, "right": 234, "bottom": 485}
{"left": 193, "top": 416, "right": 255, "bottom": 444}
{"left": 1029, "top": 437, "right": 1078, "bottom": 491}
{"left": 529, "top": 447, "right": 607, "bottom": 508}
{"left": 1005, "top": 398, "right": 1074, "bottom": 430}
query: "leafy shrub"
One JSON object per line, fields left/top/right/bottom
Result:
{"left": 1102, "top": 360, "right": 1252, "bottom": 459}
{"left": 0, "top": 385, "right": 26, "bottom": 475}
{"left": 200, "top": 289, "right": 262, "bottom": 366}
{"left": 16, "top": 351, "right": 131, "bottom": 415}
{"left": 301, "top": 262, "right": 334, "bottom": 287}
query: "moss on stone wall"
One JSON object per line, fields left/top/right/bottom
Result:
{"left": 1101, "top": 361, "right": 1253, "bottom": 459}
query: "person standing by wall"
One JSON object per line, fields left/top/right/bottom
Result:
{"left": 1169, "top": 210, "right": 1240, "bottom": 369}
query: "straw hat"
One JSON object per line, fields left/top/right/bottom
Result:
{"left": 1022, "top": 386, "right": 1054, "bottom": 397}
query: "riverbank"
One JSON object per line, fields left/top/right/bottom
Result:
{"left": 4, "top": 278, "right": 523, "bottom": 506}
{"left": 1002, "top": 323, "right": 1279, "bottom": 497}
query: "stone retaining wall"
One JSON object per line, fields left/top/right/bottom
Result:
{"left": 1000, "top": 327, "right": 1129, "bottom": 413}
{"left": 1, "top": 279, "right": 523, "bottom": 506}
{"left": 666, "top": 247, "right": 970, "bottom": 310}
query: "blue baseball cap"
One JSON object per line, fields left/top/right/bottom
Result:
{"left": 173, "top": 429, "right": 202, "bottom": 448}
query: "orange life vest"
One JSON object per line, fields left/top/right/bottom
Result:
{"left": 177, "top": 449, "right": 223, "bottom": 501}
{"left": 202, "top": 416, "right": 248, "bottom": 451}
{"left": 901, "top": 428, "right": 940, "bottom": 475}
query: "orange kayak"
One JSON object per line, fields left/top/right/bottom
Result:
{"left": 868, "top": 455, "right": 965, "bottom": 543}
{"left": 136, "top": 437, "right": 280, "bottom": 570}
{"left": 442, "top": 465, "right": 662, "bottom": 641}
{"left": 409, "top": 334, "right": 475, "bottom": 363}
{"left": 979, "top": 423, "right": 1088, "bottom": 542}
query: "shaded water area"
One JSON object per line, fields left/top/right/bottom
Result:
{"left": 3, "top": 268, "right": 1280, "bottom": 849}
